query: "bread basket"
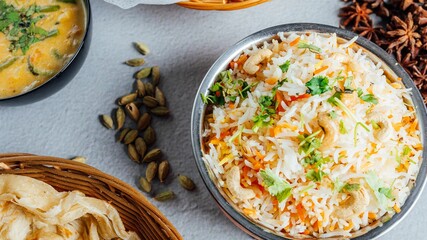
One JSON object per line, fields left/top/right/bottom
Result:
{"left": 0, "top": 153, "right": 182, "bottom": 240}
{"left": 177, "top": 0, "right": 269, "bottom": 10}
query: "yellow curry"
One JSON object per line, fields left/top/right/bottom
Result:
{"left": 0, "top": 0, "right": 85, "bottom": 99}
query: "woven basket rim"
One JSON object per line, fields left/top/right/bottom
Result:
{"left": 177, "top": 0, "right": 269, "bottom": 11}
{"left": 0, "top": 153, "right": 182, "bottom": 240}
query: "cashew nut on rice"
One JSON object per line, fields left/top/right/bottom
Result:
{"left": 243, "top": 48, "right": 273, "bottom": 75}
{"left": 367, "top": 112, "right": 393, "bottom": 142}
{"left": 341, "top": 92, "right": 359, "bottom": 109}
{"left": 334, "top": 185, "right": 370, "bottom": 220}
{"left": 226, "top": 166, "right": 255, "bottom": 200}
{"left": 318, "top": 112, "right": 339, "bottom": 151}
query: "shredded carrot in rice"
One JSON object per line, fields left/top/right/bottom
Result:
{"left": 255, "top": 150, "right": 264, "bottom": 160}
{"left": 265, "top": 77, "right": 278, "bottom": 85}
{"left": 393, "top": 204, "right": 401, "bottom": 213}
{"left": 368, "top": 212, "right": 376, "bottom": 219}
{"left": 313, "top": 65, "right": 328, "bottom": 74}
{"left": 269, "top": 127, "right": 275, "bottom": 137}
{"left": 230, "top": 54, "right": 248, "bottom": 69}
{"left": 344, "top": 221, "right": 353, "bottom": 231}
{"left": 219, "top": 154, "right": 234, "bottom": 166}
{"left": 296, "top": 203, "right": 306, "bottom": 221}
{"left": 392, "top": 122, "right": 403, "bottom": 131}
{"left": 289, "top": 37, "right": 300, "bottom": 47}
{"left": 329, "top": 223, "right": 337, "bottom": 231}
{"left": 209, "top": 138, "right": 220, "bottom": 145}
{"left": 243, "top": 208, "right": 256, "bottom": 216}
{"left": 390, "top": 82, "right": 402, "bottom": 89}
{"left": 414, "top": 143, "right": 423, "bottom": 150}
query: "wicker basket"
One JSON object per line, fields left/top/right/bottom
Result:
{"left": 0, "top": 153, "right": 182, "bottom": 240}
{"left": 177, "top": 0, "right": 269, "bottom": 10}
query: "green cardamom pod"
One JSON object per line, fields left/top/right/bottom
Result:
{"left": 139, "top": 177, "right": 151, "bottom": 193}
{"left": 100, "top": 114, "right": 114, "bottom": 129}
{"left": 154, "top": 190, "right": 175, "bottom": 201}
{"left": 178, "top": 175, "right": 196, "bottom": 191}
{"left": 158, "top": 160, "right": 170, "bottom": 183}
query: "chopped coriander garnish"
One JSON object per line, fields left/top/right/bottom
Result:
{"left": 306, "top": 169, "right": 326, "bottom": 182}
{"left": 330, "top": 97, "right": 370, "bottom": 131}
{"left": 297, "top": 41, "right": 322, "bottom": 54}
{"left": 228, "top": 126, "right": 243, "bottom": 145}
{"left": 339, "top": 120, "right": 348, "bottom": 134}
{"left": 333, "top": 179, "right": 345, "bottom": 192}
{"left": 356, "top": 87, "right": 363, "bottom": 97}
{"left": 371, "top": 120, "right": 380, "bottom": 129}
{"left": 402, "top": 145, "right": 411, "bottom": 156}
{"left": 279, "top": 60, "right": 291, "bottom": 73}
{"left": 343, "top": 76, "right": 354, "bottom": 91}
{"left": 327, "top": 91, "right": 342, "bottom": 105}
{"left": 297, "top": 130, "right": 322, "bottom": 155}
{"left": 365, "top": 171, "right": 394, "bottom": 208}
{"left": 272, "top": 79, "right": 287, "bottom": 96}
{"left": 299, "top": 184, "right": 315, "bottom": 194}
{"left": 259, "top": 96, "right": 274, "bottom": 111}
{"left": 239, "top": 81, "right": 255, "bottom": 99}
{"left": 0, "top": 0, "right": 60, "bottom": 54}
{"left": 303, "top": 150, "right": 330, "bottom": 167}
{"left": 252, "top": 79, "right": 290, "bottom": 132}
{"left": 329, "top": 110, "right": 337, "bottom": 119}
{"left": 395, "top": 145, "right": 414, "bottom": 164}
{"left": 357, "top": 87, "right": 378, "bottom": 104}
{"left": 305, "top": 76, "right": 331, "bottom": 95}
{"left": 252, "top": 113, "right": 273, "bottom": 133}
{"left": 200, "top": 93, "right": 211, "bottom": 104}
{"left": 360, "top": 94, "right": 378, "bottom": 104}
{"left": 340, "top": 182, "right": 360, "bottom": 192}
{"left": 252, "top": 95, "right": 276, "bottom": 132}
{"left": 378, "top": 187, "right": 393, "bottom": 199}
{"left": 227, "top": 95, "right": 237, "bottom": 102}
{"left": 201, "top": 70, "right": 253, "bottom": 106}
{"left": 260, "top": 168, "right": 293, "bottom": 203}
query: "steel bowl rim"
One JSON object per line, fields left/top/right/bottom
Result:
{"left": 0, "top": 0, "right": 92, "bottom": 101}
{"left": 191, "top": 23, "right": 427, "bottom": 240}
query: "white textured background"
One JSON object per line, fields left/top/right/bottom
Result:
{"left": 0, "top": 0, "right": 425, "bottom": 239}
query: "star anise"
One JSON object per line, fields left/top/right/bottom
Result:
{"left": 390, "top": 0, "right": 420, "bottom": 10}
{"left": 339, "top": 2, "right": 373, "bottom": 29}
{"left": 402, "top": 0, "right": 416, "bottom": 10}
{"left": 399, "top": 53, "right": 418, "bottom": 77}
{"left": 387, "top": 13, "right": 422, "bottom": 57}
{"left": 413, "top": 61, "right": 427, "bottom": 91}
{"left": 374, "top": 1, "right": 391, "bottom": 17}
{"left": 340, "top": 0, "right": 384, "bottom": 4}
{"left": 421, "top": 27, "right": 427, "bottom": 50}
{"left": 401, "top": 53, "right": 418, "bottom": 68}
{"left": 369, "top": 0, "right": 385, "bottom": 8}
{"left": 414, "top": 5, "right": 427, "bottom": 25}
{"left": 338, "top": 0, "right": 427, "bottom": 106}
{"left": 354, "top": 20, "right": 382, "bottom": 42}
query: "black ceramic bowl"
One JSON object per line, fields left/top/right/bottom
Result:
{"left": 191, "top": 23, "right": 427, "bottom": 239}
{"left": 0, "top": 0, "right": 92, "bottom": 106}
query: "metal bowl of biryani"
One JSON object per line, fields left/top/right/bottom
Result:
{"left": 191, "top": 23, "right": 427, "bottom": 239}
